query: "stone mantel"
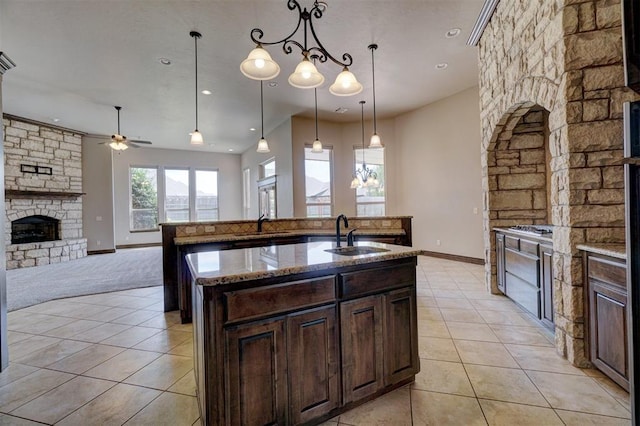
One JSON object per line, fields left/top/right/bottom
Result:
{"left": 5, "top": 190, "right": 85, "bottom": 199}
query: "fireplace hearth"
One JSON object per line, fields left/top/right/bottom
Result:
{"left": 11, "top": 215, "right": 60, "bottom": 245}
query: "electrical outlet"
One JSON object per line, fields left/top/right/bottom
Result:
{"left": 313, "top": 221, "right": 322, "bottom": 227}
{"left": 96, "top": 216, "right": 103, "bottom": 221}
{"left": 97, "top": 240, "right": 101, "bottom": 246}
{"left": 436, "top": 239, "right": 441, "bottom": 246}
{"left": 473, "top": 207, "right": 478, "bottom": 215}
{"left": 125, "top": 236, "right": 129, "bottom": 241}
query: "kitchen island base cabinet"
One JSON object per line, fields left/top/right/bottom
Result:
{"left": 191, "top": 255, "right": 419, "bottom": 426}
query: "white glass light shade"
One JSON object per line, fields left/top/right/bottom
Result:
{"left": 329, "top": 68, "right": 363, "bottom": 96}
{"left": 288, "top": 58, "right": 324, "bottom": 89}
{"left": 369, "top": 132, "right": 383, "bottom": 148}
{"left": 257, "top": 137, "right": 270, "bottom": 153}
{"left": 311, "top": 138, "right": 323, "bottom": 153}
{"left": 240, "top": 46, "right": 281, "bottom": 80}
{"left": 190, "top": 130, "right": 204, "bottom": 145}
{"left": 109, "top": 141, "right": 128, "bottom": 151}
{"left": 350, "top": 176, "right": 360, "bottom": 189}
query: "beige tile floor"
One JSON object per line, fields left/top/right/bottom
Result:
{"left": 0, "top": 256, "right": 632, "bottom": 425}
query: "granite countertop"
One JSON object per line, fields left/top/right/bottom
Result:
{"left": 577, "top": 243, "right": 627, "bottom": 260}
{"left": 174, "top": 228, "right": 406, "bottom": 245}
{"left": 186, "top": 241, "right": 422, "bottom": 287}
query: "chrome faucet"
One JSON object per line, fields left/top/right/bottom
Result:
{"left": 347, "top": 228, "right": 357, "bottom": 247}
{"left": 257, "top": 213, "right": 269, "bottom": 232}
{"left": 336, "top": 214, "right": 349, "bottom": 247}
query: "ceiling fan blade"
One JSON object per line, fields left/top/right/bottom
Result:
{"left": 127, "top": 142, "right": 142, "bottom": 148}
{"left": 129, "top": 139, "right": 152, "bottom": 145}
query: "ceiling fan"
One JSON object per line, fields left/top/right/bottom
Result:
{"left": 102, "top": 106, "right": 152, "bottom": 151}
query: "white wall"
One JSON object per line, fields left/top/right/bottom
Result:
{"left": 395, "top": 86, "right": 483, "bottom": 258}
{"left": 82, "top": 135, "right": 115, "bottom": 252}
{"left": 111, "top": 147, "right": 242, "bottom": 246}
{"left": 241, "top": 118, "right": 294, "bottom": 219}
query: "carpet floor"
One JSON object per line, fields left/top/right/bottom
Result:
{"left": 6, "top": 246, "right": 162, "bottom": 311}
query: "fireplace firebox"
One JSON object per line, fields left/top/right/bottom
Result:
{"left": 11, "top": 215, "right": 60, "bottom": 244}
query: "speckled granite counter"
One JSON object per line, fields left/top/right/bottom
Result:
{"left": 577, "top": 243, "right": 627, "bottom": 260}
{"left": 186, "top": 241, "right": 422, "bottom": 287}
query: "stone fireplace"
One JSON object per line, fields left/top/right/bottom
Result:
{"left": 3, "top": 115, "right": 87, "bottom": 269}
{"left": 478, "top": 0, "right": 640, "bottom": 366}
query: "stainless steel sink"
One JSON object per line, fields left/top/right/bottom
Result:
{"left": 324, "top": 246, "right": 390, "bottom": 256}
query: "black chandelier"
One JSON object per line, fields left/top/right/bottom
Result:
{"left": 240, "top": 0, "right": 363, "bottom": 96}
{"left": 351, "top": 101, "right": 379, "bottom": 189}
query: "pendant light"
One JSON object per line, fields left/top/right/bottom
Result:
{"left": 351, "top": 100, "right": 379, "bottom": 188}
{"left": 240, "top": 44, "right": 280, "bottom": 80}
{"left": 368, "top": 44, "right": 383, "bottom": 148}
{"left": 190, "top": 31, "right": 203, "bottom": 145}
{"left": 311, "top": 56, "right": 323, "bottom": 153}
{"left": 256, "top": 81, "right": 270, "bottom": 153}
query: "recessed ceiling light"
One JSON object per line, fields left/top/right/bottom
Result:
{"left": 445, "top": 28, "right": 461, "bottom": 38}
{"left": 228, "top": 148, "right": 234, "bottom": 152}
{"left": 268, "top": 82, "right": 278, "bottom": 87}
{"left": 159, "top": 58, "right": 172, "bottom": 65}
{"left": 334, "top": 107, "right": 348, "bottom": 114}
{"left": 208, "top": 143, "right": 215, "bottom": 147}
{"left": 435, "top": 63, "right": 448, "bottom": 70}
{"left": 202, "top": 89, "right": 212, "bottom": 95}
{"left": 249, "top": 127, "right": 256, "bottom": 132}
{"left": 51, "top": 118, "right": 60, "bottom": 123}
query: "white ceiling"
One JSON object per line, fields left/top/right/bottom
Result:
{"left": 0, "top": 0, "right": 483, "bottom": 153}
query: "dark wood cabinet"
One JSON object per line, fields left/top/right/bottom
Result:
{"left": 494, "top": 230, "right": 554, "bottom": 329}
{"left": 287, "top": 306, "right": 340, "bottom": 424}
{"left": 191, "top": 256, "right": 419, "bottom": 425}
{"left": 384, "top": 287, "right": 419, "bottom": 386}
{"left": 584, "top": 252, "right": 629, "bottom": 391}
{"left": 340, "top": 295, "right": 384, "bottom": 404}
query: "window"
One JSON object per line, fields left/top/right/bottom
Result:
{"left": 261, "top": 159, "right": 276, "bottom": 179}
{"left": 129, "top": 167, "right": 159, "bottom": 231}
{"left": 354, "top": 147, "right": 385, "bottom": 216}
{"left": 243, "top": 168, "right": 251, "bottom": 219}
{"left": 304, "top": 146, "right": 332, "bottom": 217}
{"left": 165, "top": 168, "right": 190, "bottom": 222}
{"left": 195, "top": 170, "right": 219, "bottom": 221}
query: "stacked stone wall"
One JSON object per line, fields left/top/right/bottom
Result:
{"left": 479, "top": 0, "right": 639, "bottom": 366}
{"left": 2, "top": 116, "right": 87, "bottom": 269}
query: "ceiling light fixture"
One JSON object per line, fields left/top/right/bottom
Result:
{"left": 190, "top": 31, "right": 204, "bottom": 145}
{"left": 240, "top": 0, "right": 362, "bottom": 96}
{"left": 445, "top": 28, "right": 461, "bottom": 38}
{"left": 351, "top": 101, "right": 379, "bottom": 189}
{"left": 435, "top": 62, "right": 448, "bottom": 70}
{"left": 256, "top": 81, "right": 270, "bottom": 153}
{"left": 368, "top": 44, "right": 382, "bottom": 148}
{"left": 311, "top": 56, "right": 323, "bottom": 153}
{"left": 201, "top": 89, "right": 212, "bottom": 95}
{"left": 159, "top": 58, "right": 172, "bottom": 65}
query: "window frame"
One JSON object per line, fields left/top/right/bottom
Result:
{"left": 304, "top": 145, "right": 334, "bottom": 218}
{"left": 128, "top": 166, "right": 160, "bottom": 232}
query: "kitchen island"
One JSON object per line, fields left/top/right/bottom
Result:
{"left": 186, "top": 241, "right": 421, "bottom": 426}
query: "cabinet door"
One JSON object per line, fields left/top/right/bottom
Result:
{"left": 225, "top": 319, "right": 287, "bottom": 426}
{"left": 340, "top": 295, "right": 384, "bottom": 404}
{"left": 287, "top": 306, "right": 339, "bottom": 424}
{"left": 496, "top": 233, "right": 506, "bottom": 293}
{"left": 540, "top": 244, "right": 554, "bottom": 328}
{"left": 384, "top": 288, "right": 419, "bottom": 385}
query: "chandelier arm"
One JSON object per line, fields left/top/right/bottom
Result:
{"left": 249, "top": 0, "right": 304, "bottom": 48}
{"left": 306, "top": 14, "right": 353, "bottom": 67}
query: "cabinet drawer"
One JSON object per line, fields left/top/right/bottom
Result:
{"left": 505, "top": 236, "right": 519, "bottom": 250}
{"left": 520, "top": 239, "right": 538, "bottom": 256}
{"left": 588, "top": 256, "right": 626, "bottom": 289}
{"left": 505, "top": 272, "right": 539, "bottom": 316}
{"left": 505, "top": 248, "right": 539, "bottom": 285}
{"left": 339, "top": 263, "right": 415, "bottom": 299}
{"left": 224, "top": 276, "right": 336, "bottom": 323}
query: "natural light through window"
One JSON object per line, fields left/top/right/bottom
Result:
{"left": 165, "top": 169, "right": 190, "bottom": 222}
{"left": 305, "top": 146, "right": 332, "bottom": 217}
{"left": 354, "top": 147, "right": 385, "bottom": 216}
{"left": 129, "top": 167, "right": 159, "bottom": 231}
{"left": 195, "top": 170, "right": 219, "bottom": 221}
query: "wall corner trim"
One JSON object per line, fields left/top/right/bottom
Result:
{"left": 467, "top": 0, "right": 500, "bottom": 46}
